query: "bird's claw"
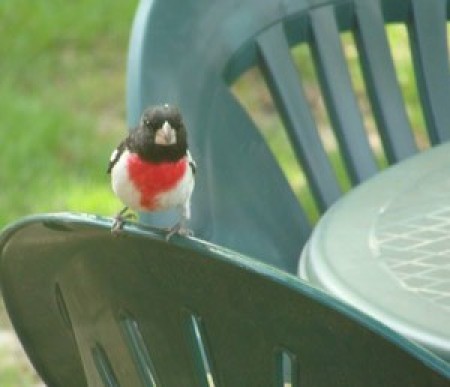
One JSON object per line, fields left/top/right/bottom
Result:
{"left": 165, "top": 223, "right": 194, "bottom": 241}
{"left": 111, "top": 217, "right": 125, "bottom": 236}
{"left": 111, "top": 209, "right": 136, "bottom": 236}
{"left": 111, "top": 208, "right": 192, "bottom": 241}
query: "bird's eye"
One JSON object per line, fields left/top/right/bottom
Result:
{"left": 144, "top": 119, "right": 151, "bottom": 127}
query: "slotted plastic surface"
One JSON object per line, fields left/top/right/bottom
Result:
{"left": 126, "top": 0, "right": 450, "bottom": 272}
{"left": 309, "top": 7, "right": 377, "bottom": 184}
{"left": 353, "top": 1, "right": 417, "bottom": 162}
{"left": 257, "top": 24, "right": 342, "bottom": 211}
{"left": 1, "top": 215, "right": 450, "bottom": 386}
{"left": 408, "top": 0, "right": 450, "bottom": 144}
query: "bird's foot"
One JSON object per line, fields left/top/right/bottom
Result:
{"left": 111, "top": 208, "right": 136, "bottom": 236}
{"left": 165, "top": 223, "right": 194, "bottom": 241}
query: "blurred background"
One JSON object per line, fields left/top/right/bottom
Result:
{"left": 0, "top": 1, "right": 138, "bottom": 385}
{"left": 0, "top": 1, "right": 426, "bottom": 385}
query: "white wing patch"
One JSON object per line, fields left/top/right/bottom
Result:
{"left": 187, "top": 150, "right": 194, "bottom": 164}
{"left": 110, "top": 148, "right": 119, "bottom": 163}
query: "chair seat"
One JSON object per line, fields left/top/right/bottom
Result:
{"left": 299, "top": 144, "right": 450, "bottom": 362}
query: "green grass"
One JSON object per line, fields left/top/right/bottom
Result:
{"left": 0, "top": 1, "right": 139, "bottom": 384}
{"left": 0, "top": 344, "right": 38, "bottom": 387}
{"left": 0, "top": 1, "right": 139, "bottom": 227}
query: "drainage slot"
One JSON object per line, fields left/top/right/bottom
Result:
{"left": 120, "top": 315, "right": 160, "bottom": 386}
{"left": 186, "top": 314, "right": 216, "bottom": 387}
{"left": 92, "top": 343, "right": 119, "bottom": 387}
{"left": 277, "top": 349, "right": 299, "bottom": 387}
{"left": 54, "top": 283, "right": 73, "bottom": 330}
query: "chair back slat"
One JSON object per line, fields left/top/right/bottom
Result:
{"left": 408, "top": 0, "right": 450, "bottom": 144}
{"left": 197, "top": 85, "right": 311, "bottom": 272}
{"left": 257, "top": 24, "right": 342, "bottom": 212}
{"left": 354, "top": 1, "right": 417, "bottom": 163}
{"left": 3, "top": 220, "right": 450, "bottom": 386}
{"left": 125, "top": 0, "right": 450, "bottom": 265}
{"left": 310, "top": 7, "right": 378, "bottom": 184}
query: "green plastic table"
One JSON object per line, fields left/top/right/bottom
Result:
{"left": 299, "top": 142, "right": 450, "bottom": 363}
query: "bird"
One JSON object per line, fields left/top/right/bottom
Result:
{"left": 107, "top": 104, "right": 196, "bottom": 239}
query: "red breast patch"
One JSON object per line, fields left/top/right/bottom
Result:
{"left": 127, "top": 154, "right": 187, "bottom": 209}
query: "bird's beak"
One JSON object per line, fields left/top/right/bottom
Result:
{"left": 155, "top": 121, "right": 177, "bottom": 145}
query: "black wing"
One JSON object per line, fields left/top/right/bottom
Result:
{"left": 107, "top": 140, "right": 127, "bottom": 174}
{"left": 189, "top": 160, "right": 197, "bottom": 175}
{"left": 187, "top": 150, "right": 196, "bottom": 175}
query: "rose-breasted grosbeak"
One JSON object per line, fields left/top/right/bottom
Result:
{"left": 108, "top": 104, "right": 196, "bottom": 239}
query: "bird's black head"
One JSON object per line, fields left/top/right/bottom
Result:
{"left": 130, "top": 104, "right": 188, "bottom": 162}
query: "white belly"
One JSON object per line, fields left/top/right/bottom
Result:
{"left": 111, "top": 150, "right": 142, "bottom": 210}
{"left": 156, "top": 166, "right": 194, "bottom": 211}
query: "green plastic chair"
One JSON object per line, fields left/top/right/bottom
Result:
{"left": 2, "top": 0, "right": 450, "bottom": 385}
{"left": 1, "top": 216, "right": 450, "bottom": 386}
{"left": 127, "top": 0, "right": 450, "bottom": 273}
